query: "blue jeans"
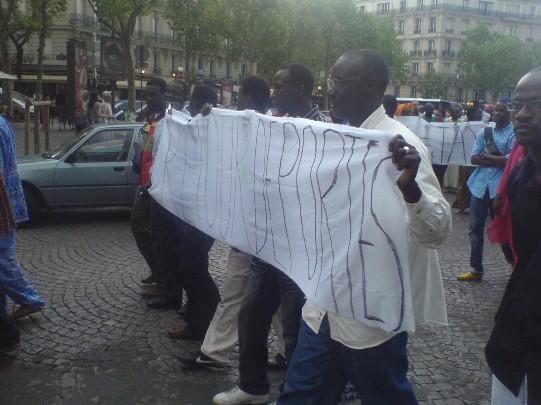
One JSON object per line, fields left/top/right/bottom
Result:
{"left": 469, "top": 190, "right": 494, "bottom": 274}
{"left": 278, "top": 316, "right": 418, "bottom": 405}
{"left": 0, "top": 230, "right": 45, "bottom": 312}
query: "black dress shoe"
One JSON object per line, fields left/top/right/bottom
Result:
{"left": 146, "top": 297, "right": 182, "bottom": 310}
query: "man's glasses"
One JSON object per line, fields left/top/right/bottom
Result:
{"left": 509, "top": 100, "right": 541, "bottom": 113}
{"left": 327, "top": 76, "right": 363, "bottom": 91}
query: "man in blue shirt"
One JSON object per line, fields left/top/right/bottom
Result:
{"left": 458, "top": 102, "right": 515, "bottom": 281}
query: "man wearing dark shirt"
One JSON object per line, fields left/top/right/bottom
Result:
{"left": 486, "top": 66, "right": 541, "bottom": 404}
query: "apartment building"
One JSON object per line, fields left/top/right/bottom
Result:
{"left": 353, "top": 0, "right": 541, "bottom": 102}
{"left": 11, "top": 0, "right": 255, "bottom": 98}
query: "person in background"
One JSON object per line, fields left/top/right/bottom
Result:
{"left": 98, "top": 91, "right": 115, "bottom": 123}
{"left": 382, "top": 95, "right": 398, "bottom": 119}
{"left": 421, "top": 103, "right": 435, "bottom": 122}
{"left": 434, "top": 109, "right": 445, "bottom": 122}
{"left": 75, "top": 90, "right": 89, "bottom": 133}
{"left": 457, "top": 101, "right": 515, "bottom": 281}
{"left": 55, "top": 90, "right": 67, "bottom": 131}
{"left": 87, "top": 91, "right": 100, "bottom": 125}
{"left": 444, "top": 106, "right": 464, "bottom": 123}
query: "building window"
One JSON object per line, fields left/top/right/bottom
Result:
{"left": 412, "top": 63, "right": 419, "bottom": 77}
{"left": 400, "top": 1, "right": 407, "bottom": 12}
{"left": 528, "top": 6, "right": 536, "bottom": 16}
{"left": 445, "top": 40, "right": 452, "bottom": 52}
{"left": 506, "top": 26, "right": 518, "bottom": 36}
{"left": 415, "top": 18, "right": 422, "bottom": 33}
{"left": 152, "top": 17, "right": 159, "bottom": 34}
{"left": 398, "top": 20, "right": 405, "bottom": 34}
{"left": 528, "top": 27, "right": 533, "bottom": 40}
{"left": 462, "top": 0, "right": 469, "bottom": 9}
{"left": 359, "top": 5, "right": 366, "bottom": 12}
{"left": 414, "top": 40, "right": 421, "bottom": 52}
{"left": 377, "top": 2, "right": 391, "bottom": 14}
{"left": 427, "top": 62, "right": 434, "bottom": 73}
{"left": 394, "top": 85, "right": 401, "bottom": 97}
{"left": 446, "top": 17, "right": 454, "bottom": 33}
{"left": 428, "top": 39, "right": 435, "bottom": 51}
{"left": 416, "top": 0, "right": 423, "bottom": 10}
{"left": 153, "top": 52, "right": 160, "bottom": 69}
{"left": 505, "top": 4, "right": 520, "bottom": 15}
{"left": 410, "top": 86, "right": 417, "bottom": 97}
{"left": 429, "top": 17, "right": 436, "bottom": 32}
{"left": 77, "top": 0, "right": 85, "bottom": 14}
{"left": 135, "top": 17, "right": 140, "bottom": 32}
{"left": 226, "top": 63, "right": 231, "bottom": 79}
{"left": 479, "top": 1, "right": 493, "bottom": 16}
{"left": 431, "top": 0, "right": 438, "bottom": 9}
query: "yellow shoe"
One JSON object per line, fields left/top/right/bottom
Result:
{"left": 457, "top": 271, "right": 483, "bottom": 281}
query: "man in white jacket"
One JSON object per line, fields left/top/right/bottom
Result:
{"left": 277, "top": 49, "right": 451, "bottom": 405}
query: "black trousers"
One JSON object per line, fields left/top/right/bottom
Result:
{"left": 238, "top": 259, "right": 305, "bottom": 395}
{"left": 150, "top": 199, "right": 184, "bottom": 298}
{"left": 130, "top": 186, "right": 157, "bottom": 276}
{"left": 180, "top": 223, "right": 220, "bottom": 339}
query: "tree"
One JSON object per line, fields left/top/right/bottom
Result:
{"left": 418, "top": 70, "right": 445, "bottom": 99}
{"left": 88, "top": 0, "right": 158, "bottom": 112}
{"left": 458, "top": 25, "right": 537, "bottom": 101}
{"left": 9, "top": 6, "right": 40, "bottom": 82}
{"left": 163, "top": 0, "right": 223, "bottom": 77}
{"left": 0, "top": 0, "right": 21, "bottom": 119}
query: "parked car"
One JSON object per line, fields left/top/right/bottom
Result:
{"left": 114, "top": 99, "right": 143, "bottom": 114}
{"left": 5, "top": 91, "right": 35, "bottom": 121}
{"left": 17, "top": 122, "right": 143, "bottom": 225}
{"left": 115, "top": 103, "right": 146, "bottom": 121}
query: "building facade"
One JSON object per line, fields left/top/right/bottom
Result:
{"left": 10, "top": 0, "right": 255, "bottom": 100}
{"left": 354, "top": 0, "right": 541, "bottom": 102}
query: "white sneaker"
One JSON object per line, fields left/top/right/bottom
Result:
{"left": 212, "top": 386, "right": 269, "bottom": 405}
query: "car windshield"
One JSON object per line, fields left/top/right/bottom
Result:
{"left": 47, "top": 126, "right": 94, "bottom": 159}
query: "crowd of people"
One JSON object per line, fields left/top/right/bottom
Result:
{"left": 1, "top": 48, "right": 540, "bottom": 405}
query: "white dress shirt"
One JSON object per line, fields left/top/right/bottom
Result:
{"left": 302, "top": 106, "right": 451, "bottom": 350}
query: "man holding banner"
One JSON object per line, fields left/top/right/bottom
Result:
{"left": 277, "top": 50, "right": 450, "bottom": 404}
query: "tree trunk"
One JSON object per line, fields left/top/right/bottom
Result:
{"left": 34, "top": 0, "right": 48, "bottom": 154}
{"left": 122, "top": 36, "right": 136, "bottom": 113}
{"left": 0, "top": 38, "right": 14, "bottom": 119}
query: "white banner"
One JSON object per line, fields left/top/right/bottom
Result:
{"left": 150, "top": 109, "right": 415, "bottom": 332}
{"left": 396, "top": 116, "right": 490, "bottom": 166}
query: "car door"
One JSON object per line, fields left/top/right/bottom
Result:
{"left": 52, "top": 127, "right": 136, "bottom": 206}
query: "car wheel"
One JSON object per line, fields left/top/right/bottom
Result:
{"left": 18, "top": 187, "right": 41, "bottom": 227}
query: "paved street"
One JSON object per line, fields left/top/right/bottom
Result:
{"left": 1, "top": 122, "right": 509, "bottom": 404}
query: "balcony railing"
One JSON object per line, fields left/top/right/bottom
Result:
{"left": 70, "top": 13, "right": 109, "bottom": 33}
{"left": 441, "top": 50, "right": 456, "bottom": 58}
{"left": 133, "top": 30, "right": 174, "bottom": 46}
{"left": 445, "top": 28, "right": 454, "bottom": 33}
{"left": 394, "top": 4, "right": 538, "bottom": 22}
{"left": 410, "top": 50, "right": 423, "bottom": 57}
{"left": 424, "top": 50, "right": 437, "bottom": 57}
{"left": 414, "top": 28, "right": 422, "bottom": 33}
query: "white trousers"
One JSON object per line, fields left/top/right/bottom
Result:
{"left": 491, "top": 375, "right": 527, "bottom": 405}
{"left": 201, "top": 248, "right": 285, "bottom": 364}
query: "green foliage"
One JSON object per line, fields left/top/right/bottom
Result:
{"left": 164, "top": 0, "right": 223, "bottom": 73}
{"left": 418, "top": 70, "right": 445, "bottom": 99}
{"left": 458, "top": 24, "right": 538, "bottom": 100}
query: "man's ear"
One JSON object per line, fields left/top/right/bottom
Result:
{"left": 295, "top": 85, "right": 305, "bottom": 97}
{"left": 365, "top": 77, "right": 377, "bottom": 96}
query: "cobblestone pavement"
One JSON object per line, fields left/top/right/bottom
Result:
{"left": 2, "top": 124, "right": 508, "bottom": 404}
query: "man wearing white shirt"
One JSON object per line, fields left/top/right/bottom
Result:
{"left": 277, "top": 49, "right": 451, "bottom": 405}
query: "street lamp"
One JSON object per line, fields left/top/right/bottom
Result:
{"left": 140, "top": 67, "right": 145, "bottom": 113}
